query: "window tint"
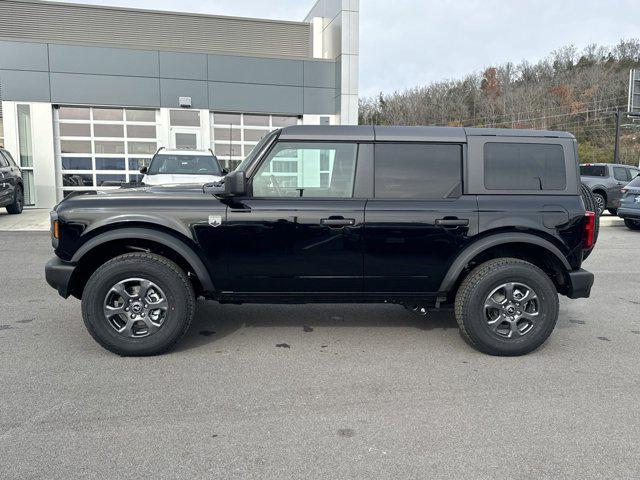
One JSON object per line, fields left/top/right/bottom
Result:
{"left": 580, "top": 165, "right": 607, "bottom": 177}
{"left": 253, "top": 142, "right": 357, "bottom": 198}
{"left": 148, "top": 155, "right": 222, "bottom": 176}
{"left": 484, "top": 143, "right": 566, "bottom": 190}
{"left": 613, "top": 167, "right": 628, "bottom": 182}
{"left": 374, "top": 144, "right": 462, "bottom": 199}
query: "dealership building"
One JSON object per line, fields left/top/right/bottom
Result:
{"left": 0, "top": 0, "right": 359, "bottom": 207}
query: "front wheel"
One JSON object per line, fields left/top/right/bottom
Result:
{"left": 455, "top": 258, "right": 559, "bottom": 356}
{"left": 81, "top": 252, "right": 195, "bottom": 356}
{"left": 624, "top": 219, "right": 640, "bottom": 231}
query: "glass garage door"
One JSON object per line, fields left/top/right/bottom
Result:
{"left": 210, "top": 112, "right": 299, "bottom": 171}
{"left": 55, "top": 106, "right": 159, "bottom": 198}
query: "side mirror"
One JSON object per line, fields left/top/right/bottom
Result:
{"left": 206, "top": 170, "right": 246, "bottom": 197}
{"left": 221, "top": 167, "right": 229, "bottom": 175}
{"left": 139, "top": 166, "right": 148, "bottom": 174}
{"left": 224, "top": 170, "right": 246, "bottom": 196}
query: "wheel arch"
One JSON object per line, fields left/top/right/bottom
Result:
{"left": 69, "top": 227, "right": 215, "bottom": 299}
{"left": 439, "top": 233, "right": 571, "bottom": 296}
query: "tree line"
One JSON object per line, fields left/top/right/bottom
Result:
{"left": 359, "top": 39, "right": 640, "bottom": 165}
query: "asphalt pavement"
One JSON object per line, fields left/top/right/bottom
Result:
{"left": 1, "top": 225, "right": 639, "bottom": 479}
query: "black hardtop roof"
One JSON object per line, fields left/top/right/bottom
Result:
{"left": 278, "top": 125, "right": 575, "bottom": 142}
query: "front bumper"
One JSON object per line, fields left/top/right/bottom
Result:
{"left": 45, "top": 257, "right": 76, "bottom": 298}
{"left": 566, "top": 268, "right": 594, "bottom": 299}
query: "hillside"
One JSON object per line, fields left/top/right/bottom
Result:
{"left": 359, "top": 40, "right": 640, "bottom": 165}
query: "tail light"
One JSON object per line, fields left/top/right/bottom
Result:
{"left": 582, "top": 211, "right": 596, "bottom": 249}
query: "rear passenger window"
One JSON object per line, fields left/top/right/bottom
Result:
{"left": 484, "top": 143, "right": 566, "bottom": 190}
{"left": 374, "top": 144, "right": 462, "bottom": 199}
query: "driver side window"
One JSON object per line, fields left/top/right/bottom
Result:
{"left": 252, "top": 142, "right": 357, "bottom": 198}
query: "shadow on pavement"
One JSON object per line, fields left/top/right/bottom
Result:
{"left": 175, "top": 300, "right": 458, "bottom": 352}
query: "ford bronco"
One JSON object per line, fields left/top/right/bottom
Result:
{"left": 45, "top": 125, "right": 596, "bottom": 356}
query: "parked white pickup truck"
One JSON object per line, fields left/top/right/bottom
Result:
{"left": 141, "top": 149, "right": 226, "bottom": 185}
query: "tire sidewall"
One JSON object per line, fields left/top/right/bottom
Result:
{"left": 461, "top": 264, "right": 559, "bottom": 355}
{"left": 82, "top": 257, "right": 192, "bottom": 355}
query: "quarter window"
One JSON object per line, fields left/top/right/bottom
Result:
{"left": 374, "top": 143, "right": 462, "bottom": 199}
{"left": 252, "top": 142, "right": 358, "bottom": 198}
{"left": 484, "top": 143, "right": 566, "bottom": 190}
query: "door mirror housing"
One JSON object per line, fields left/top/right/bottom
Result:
{"left": 206, "top": 170, "right": 246, "bottom": 197}
{"left": 224, "top": 170, "right": 246, "bottom": 196}
{"left": 139, "top": 166, "right": 148, "bottom": 174}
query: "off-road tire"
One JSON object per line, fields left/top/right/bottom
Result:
{"left": 81, "top": 252, "right": 195, "bottom": 356}
{"left": 455, "top": 258, "right": 559, "bottom": 356}
{"left": 580, "top": 183, "right": 599, "bottom": 259}
{"left": 624, "top": 219, "right": 640, "bottom": 231}
{"left": 6, "top": 185, "right": 23, "bottom": 214}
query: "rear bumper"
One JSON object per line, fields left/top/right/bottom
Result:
{"left": 45, "top": 257, "right": 76, "bottom": 298}
{"left": 617, "top": 207, "right": 640, "bottom": 220}
{"left": 566, "top": 268, "right": 594, "bottom": 299}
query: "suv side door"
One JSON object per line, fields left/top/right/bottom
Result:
{"left": 363, "top": 142, "right": 478, "bottom": 293}
{"left": 611, "top": 165, "right": 630, "bottom": 206}
{"left": 218, "top": 141, "right": 368, "bottom": 294}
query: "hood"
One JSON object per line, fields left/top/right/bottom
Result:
{"left": 143, "top": 174, "right": 223, "bottom": 185}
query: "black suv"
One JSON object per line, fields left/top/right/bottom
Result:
{"left": 0, "top": 148, "right": 24, "bottom": 214}
{"left": 45, "top": 126, "right": 596, "bottom": 357}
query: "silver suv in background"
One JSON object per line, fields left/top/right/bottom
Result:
{"left": 140, "top": 149, "right": 226, "bottom": 186}
{"left": 580, "top": 163, "right": 640, "bottom": 215}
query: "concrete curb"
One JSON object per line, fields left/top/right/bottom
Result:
{"left": 599, "top": 216, "right": 625, "bottom": 227}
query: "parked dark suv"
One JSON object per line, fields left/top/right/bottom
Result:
{"left": 0, "top": 147, "right": 24, "bottom": 214}
{"left": 45, "top": 126, "right": 596, "bottom": 357}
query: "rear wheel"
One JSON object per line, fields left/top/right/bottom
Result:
{"left": 592, "top": 192, "right": 606, "bottom": 215}
{"left": 455, "top": 258, "right": 559, "bottom": 356}
{"left": 624, "top": 219, "right": 640, "bottom": 231}
{"left": 6, "top": 185, "right": 23, "bottom": 214}
{"left": 81, "top": 252, "right": 195, "bottom": 356}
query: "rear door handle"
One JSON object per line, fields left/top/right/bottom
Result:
{"left": 320, "top": 217, "right": 356, "bottom": 228}
{"left": 435, "top": 218, "right": 469, "bottom": 227}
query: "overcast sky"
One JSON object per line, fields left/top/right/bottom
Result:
{"left": 50, "top": 0, "right": 639, "bottom": 97}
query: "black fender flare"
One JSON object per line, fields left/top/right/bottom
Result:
{"left": 71, "top": 227, "right": 215, "bottom": 293}
{"left": 438, "top": 232, "right": 571, "bottom": 293}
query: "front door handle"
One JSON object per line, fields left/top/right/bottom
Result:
{"left": 320, "top": 217, "right": 356, "bottom": 228}
{"left": 435, "top": 218, "right": 469, "bottom": 227}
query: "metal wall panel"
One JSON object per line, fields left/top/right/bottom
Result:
{"left": 209, "top": 82, "right": 303, "bottom": 114}
{"left": 208, "top": 54, "right": 303, "bottom": 87}
{"left": 303, "top": 87, "right": 336, "bottom": 114}
{"left": 159, "top": 52, "right": 207, "bottom": 80}
{"left": 49, "top": 44, "right": 159, "bottom": 77}
{"left": 303, "top": 60, "right": 336, "bottom": 88}
{"left": 0, "top": 70, "right": 50, "bottom": 101}
{"left": 50, "top": 73, "right": 160, "bottom": 107}
{"left": 160, "top": 79, "right": 208, "bottom": 109}
{"left": 0, "top": 0, "right": 311, "bottom": 58}
{"left": 0, "top": 40, "right": 48, "bottom": 71}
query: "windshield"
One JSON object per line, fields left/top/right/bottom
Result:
{"left": 580, "top": 165, "right": 607, "bottom": 177}
{"left": 147, "top": 154, "right": 222, "bottom": 176}
{"left": 234, "top": 129, "right": 279, "bottom": 172}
